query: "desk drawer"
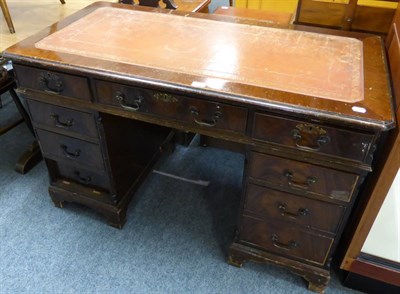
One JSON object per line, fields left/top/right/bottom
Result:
{"left": 252, "top": 112, "right": 374, "bottom": 162}
{"left": 14, "top": 64, "right": 92, "bottom": 101}
{"left": 36, "top": 129, "right": 104, "bottom": 170}
{"left": 248, "top": 152, "right": 358, "bottom": 201}
{"left": 27, "top": 100, "right": 98, "bottom": 138}
{"left": 95, "top": 80, "right": 247, "bottom": 134}
{"left": 244, "top": 184, "right": 345, "bottom": 233}
{"left": 54, "top": 162, "right": 111, "bottom": 193}
{"left": 240, "top": 216, "right": 334, "bottom": 265}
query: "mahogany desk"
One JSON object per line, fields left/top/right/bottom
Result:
{"left": 3, "top": 2, "right": 395, "bottom": 292}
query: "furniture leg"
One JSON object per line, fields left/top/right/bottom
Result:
{"left": 0, "top": 0, "right": 15, "bottom": 33}
{"left": 9, "top": 87, "right": 42, "bottom": 174}
{"left": 14, "top": 140, "right": 42, "bottom": 174}
{"left": 303, "top": 274, "right": 330, "bottom": 294}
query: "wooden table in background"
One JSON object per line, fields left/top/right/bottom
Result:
{"left": 213, "top": 6, "right": 293, "bottom": 27}
{"left": 119, "top": 0, "right": 210, "bottom": 12}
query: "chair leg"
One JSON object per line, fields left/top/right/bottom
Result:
{"left": 60, "top": 0, "right": 66, "bottom": 4}
{"left": 0, "top": 0, "right": 15, "bottom": 34}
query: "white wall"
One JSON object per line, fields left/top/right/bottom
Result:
{"left": 362, "top": 168, "right": 400, "bottom": 262}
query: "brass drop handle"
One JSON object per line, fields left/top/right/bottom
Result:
{"left": 115, "top": 91, "right": 142, "bottom": 111}
{"left": 291, "top": 128, "right": 330, "bottom": 151}
{"left": 38, "top": 72, "right": 64, "bottom": 94}
{"left": 74, "top": 171, "right": 92, "bottom": 184}
{"left": 190, "top": 106, "right": 223, "bottom": 127}
{"left": 50, "top": 113, "right": 74, "bottom": 129}
{"left": 277, "top": 202, "right": 309, "bottom": 220}
{"left": 60, "top": 144, "right": 80, "bottom": 158}
{"left": 284, "top": 170, "right": 318, "bottom": 189}
{"left": 271, "top": 234, "right": 299, "bottom": 251}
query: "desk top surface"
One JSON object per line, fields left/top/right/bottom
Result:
{"left": 35, "top": 7, "right": 363, "bottom": 104}
{"left": 3, "top": 2, "right": 394, "bottom": 129}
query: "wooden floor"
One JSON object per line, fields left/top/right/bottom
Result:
{"left": 0, "top": 0, "right": 115, "bottom": 52}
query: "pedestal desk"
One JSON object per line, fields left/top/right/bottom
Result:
{"left": 3, "top": 2, "right": 395, "bottom": 292}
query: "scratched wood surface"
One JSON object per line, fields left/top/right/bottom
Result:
{"left": 35, "top": 7, "right": 364, "bottom": 102}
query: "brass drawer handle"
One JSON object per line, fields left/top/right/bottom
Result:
{"left": 115, "top": 91, "right": 142, "bottom": 111}
{"left": 50, "top": 113, "right": 74, "bottom": 129}
{"left": 60, "top": 144, "right": 80, "bottom": 158}
{"left": 271, "top": 233, "right": 299, "bottom": 251}
{"left": 284, "top": 170, "right": 318, "bottom": 189}
{"left": 74, "top": 171, "right": 92, "bottom": 184}
{"left": 277, "top": 202, "right": 309, "bottom": 220}
{"left": 38, "top": 72, "right": 64, "bottom": 94}
{"left": 291, "top": 124, "right": 330, "bottom": 151}
{"left": 190, "top": 106, "right": 223, "bottom": 127}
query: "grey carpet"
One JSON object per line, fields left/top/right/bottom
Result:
{"left": 0, "top": 90, "right": 360, "bottom": 293}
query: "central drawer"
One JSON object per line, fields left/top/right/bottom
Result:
{"left": 240, "top": 216, "right": 334, "bottom": 265}
{"left": 36, "top": 129, "right": 105, "bottom": 170}
{"left": 95, "top": 80, "right": 248, "bottom": 134}
{"left": 248, "top": 152, "right": 359, "bottom": 201}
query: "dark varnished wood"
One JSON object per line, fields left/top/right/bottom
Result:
{"left": 26, "top": 99, "right": 99, "bottom": 139}
{"left": 252, "top": 112, "right": 377, "bottom": 163}
{"left": 240, "top": 215, "right": 334, "bottom": 265}
{"left": 228, "top": 242, "right": 331, "bottom": 293}
{"left": 16, "top": 65, "right": 92, "bottom": 101}
{"left": 95, "top": 80, "right": 248, "bottom": 135}
{"left": 244, "top": 183, "right": 345, "bottom": 233}
{"left": 45, "top": 115, "right": 173, "bottom": 228}
{"left": 2, "top": 2, "right": 396, "bottom": 293}
{"left": 248, "top": 152, "right": 360, "bottom": 202}
{"left": 36, "top": 129, "right": 105, "bottom": 170}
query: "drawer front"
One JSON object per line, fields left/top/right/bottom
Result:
{"left": 27, "top": 100, "right": 98, "bottom": 138}
{"left": 55, "top": 163, "right": 111, "bottom": 192}
{"left": 96, "top": 80, "right": 247, "bottom": 134}
{"left": 252, "top": 112, "right": 375, "bottom": 161}
{"left": 36, "top": 129, "right": 104, "bottom": 170}
{"left": 244, "top": 184, "right": 345, "bottom": 233}
{"left": 240, "top": 216, "right": 334, "bottom": 265}
{"left": 14, "top": 65, "right": 92, "bottom": 101}
{"left": 52, "top": 162, "right": 114, "bottom": 203}
{"left": 49, "top": 161, "right": 115, "bottom": 204}
{"left": 249, "top": 152, "right": 359, "bottom": 201}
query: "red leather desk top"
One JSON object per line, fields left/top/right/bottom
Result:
{"left": 35, "top": 7, "right": 364, "bottom": 102}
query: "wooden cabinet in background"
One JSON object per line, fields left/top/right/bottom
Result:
{"left": 295, "top": 0, "right": 399, "bottom": 34}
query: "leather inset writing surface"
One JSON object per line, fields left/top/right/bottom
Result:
{"left": 35, "top": 7, "right": 364, "bottom": 103}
